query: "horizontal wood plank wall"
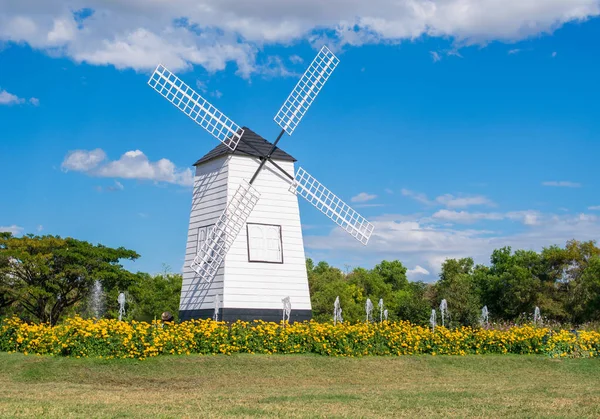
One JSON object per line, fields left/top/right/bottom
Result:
{"left": 224, "top": 155, "right": 311, "bottom": 311}
{"left": 180, "top": 156, "right": 229, "bottom": 313}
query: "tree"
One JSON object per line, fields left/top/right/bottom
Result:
{"left": 487, "top": 248, "right": 543, "bottom": 320}
{"left": 0, "top": 233, "right": 139, "bottom": 325}
{"left": 435, "top": 258, "right": 481, "bottom": 326}
{"left": 373, "top": 260, "right": 409, "bottom": 291}
{"left": 576, "top": 256, "right": 600, "bottom": 321}
{"left": 541, "top": 240, "right": 600, "bottom": 323}
{"left": 124, "top": 272, "right": 182, "bottom": 322}
{"left": 394, "top": 281, "right": 432, "bottom": 325}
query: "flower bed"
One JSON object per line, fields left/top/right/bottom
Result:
{"left": 1, "top": 317, "right": 599, "bottom": 360}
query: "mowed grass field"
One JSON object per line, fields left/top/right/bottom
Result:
{"left": 0, "top": 353, "right": 599, "bottom": 418}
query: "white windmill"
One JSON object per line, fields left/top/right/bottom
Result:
{"left": 147, "top": 46, "right": 374, "bottom": 322}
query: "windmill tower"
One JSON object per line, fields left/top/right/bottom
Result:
{"left": 148, "top": 47, "right": 374, "bottom": 323}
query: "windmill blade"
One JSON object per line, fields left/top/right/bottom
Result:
{"left": 148, "top": 64, "right": 243, "bottom": 151}
{"left": 190, "top": 181, "right": 260, "bottom": 281}
{"left": 274, "top": 46, "right": 340, "bottom": 135}
{"left": 290, "top": 167, "right": 374, "bottom": 245}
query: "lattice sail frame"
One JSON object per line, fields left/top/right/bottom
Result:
{"left": 190, "top": 181, "right": 261, "bottom": 282}
{"left": 148, "top": 64, "right": 244, "bottom": 150}
{"left": 274, "top": 46, "right": 340, "bottom": 135}
{"left": 290, "top": 167, "right": 374, "bottom": 245}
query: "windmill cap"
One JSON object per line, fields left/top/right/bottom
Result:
{"left": 193, "top": 127, "right": 296, "bottom": 166}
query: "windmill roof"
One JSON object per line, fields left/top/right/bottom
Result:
{"left": 193, "top": 127, "right": 296, "bottom": 166}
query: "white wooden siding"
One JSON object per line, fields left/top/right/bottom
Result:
{"left": 224, "top": 155, "right": 311, "bottom": 310}
{"left": 180, "top": 156, "right": 228, "bottom": 312}
{"left": 181, "top": 153, "right": 312, "bottom": 314}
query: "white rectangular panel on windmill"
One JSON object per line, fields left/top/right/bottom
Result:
{"left": 247, "top": 223, "right": 284, "bottom": 263}
{"left": 148, "top": 64, "right": 244, "bottom": 150}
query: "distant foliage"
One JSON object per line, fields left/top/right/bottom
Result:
{"left": 307, "top": 240, "right": 600, "bottom": 327}
{"left": 0, "top": 233, "right": 138, "bottom": 325}
{"left": 2, "top": 233, "right": 600, "bottom": 328}
{"left": 124, "top": 272, "right": 182, "bottom": 322}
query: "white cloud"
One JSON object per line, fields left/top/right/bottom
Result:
{"left": 0, "top": 89, "right": 39, "bottom": 106}
{"left": 62, "top": 148, "right": 106, "bottom": 172}
{"left": 430, "top": 51, "right": 442, "bottom": 62}
{"left": 355, "top": 204, "right": 385, "bottom": 208}
{"left": 351, "top": 192, "right": 377, "bottom": 203}
{"left": 289, "top": 54, "right": 304, "bottom": 64}
{"left": 432, "top": 209, "right": 540, "bottom": 225}
{"left": 0, "top": 90, "right": 24, "bottom": 105}
{"left": 0, "top": 1, "right": 597, "bottom": 76}
{"left": 401, "top": 188, "right": 432, "bottom": 205}
{"left": 0, "top": 225, "right": 24, "bottom": 235}
{"left": 385, "top": 188, "right": 394, "bottom": 195}
{"left": 36, "top": 225, "right": 44, "bottom": 232}
{"left": 432, "top": 209, "right": 504, "bottom": 224}
{"left": 304, "top": 211, "right": 600, "bottom": 281}
{"left": 113, "top": 181, "right": 125, "bottom": 191}
{"left": 256, "top": 55, "right": 299, "bottom": 78}
{"left": 447, "top": 49, "right": 463, "bottom": 58}
{"left": 195, "top": 80, "right": 207, "bottom": 93}
{"left": 96, "top": 180, "right": 125, "bottom": 192}
{"left": 589, "top": 205, "right": 600, "bottom": 211}
{"left": 402, "top": 188, "right": 494, "bottom": 208}
{"left": 435, "top": 193, "right": 495, "bottom": 208}
{"left": 542, "top": 181, "right": 582, "bottom": 188}
{"left": 508, "top": 48, "right": 521, "bottom": 54}
{"left": 61, "top": 149, "right": 193, "bottom": 186}
{"left": 407, "top": 265, "right": 430, "bottom": 280}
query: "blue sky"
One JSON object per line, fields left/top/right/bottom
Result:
{"left": 1, "top": 1, "right": 600, "bottom": 281}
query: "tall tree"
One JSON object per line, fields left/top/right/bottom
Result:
{"left": 122, "top": 271, "right": 183, "bottom": 322}
{"left": 436, "top": 258, "right": 481, "bottom": 326}
{"left": 487, "top": 248, "right": 543, "bottom": 320}
{"left": 373, "top": 260, "right": 409, "bottom": 291}
{"left": 542, "top": 240, "right": 600, "bottom": 323}
{"left": 0, "top": 233, "right": 139, "bottom": 324}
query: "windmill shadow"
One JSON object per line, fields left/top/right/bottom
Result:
{"left": 180, "top": 271, "right": 218, "bottom": 316}
{"left": 181, "top": 159, "right": 228, "bottom": 319}
{"left": 191, "top": 162, "right": 224, "bottom": 213}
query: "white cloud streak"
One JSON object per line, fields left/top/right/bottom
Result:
{"left": 542, "top": 181, "right": 582, "bottom": 188}
{"left": 289, "top": 54, "right": 304, "bottom": 64}
{"left": 351, "top": 192, "right": 378, "bottom": 203}
{"left": 432, "top": 209, "right": 540, "bottom": 225}
{"left": 0, "top": 225, "right": 24, "bottom": 235}
{"left": 402, "top": 188, "right": 495, "bottom": 208}
{"left": 304, "top": 211, "right": 600, "bottom": 281}
{"left": 407, "top": 265, "right": 430, "bottom": 280}
{"left": 435, "top": 194, "right": 495, "bottom": 208}
{"left": 0, "top": 1, "right": 598, "bottom": 76}
{"left": 62, "top": 149, "right": 193, "bottom": 186}
{"left": 0, "top": 89, "right": 39, "bottom": 106}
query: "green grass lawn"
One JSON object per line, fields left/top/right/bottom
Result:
{"left": 0, "top": 353, "right": 599, "bottom": 418}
